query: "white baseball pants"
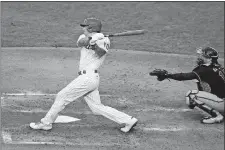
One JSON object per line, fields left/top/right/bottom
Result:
{"left": 41, "top": 72, "right": 133, "bottom": 125}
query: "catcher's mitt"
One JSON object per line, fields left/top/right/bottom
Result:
{"left": 149, "top": 69, "right": 169, "bottom": 81}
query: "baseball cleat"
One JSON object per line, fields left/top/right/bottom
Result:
{"left": 29, "top": 122, "right": 52, "bottom": 130}
{"left": 201, "top": 114, "right": 224, "bottom": 124}
{"left": 120, "top": 117, "right": 138, "bottom": 133}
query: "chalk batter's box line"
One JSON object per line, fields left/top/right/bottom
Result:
{"left": 2, "top": 125, "right": 223, "bottom": 146}
{"left": 1, "top": 93, "right": 191, "bottom": 113}
{"left": 0, "top": 126, "right": 187, "bottom": 147}
{"left": 1, "top": 93, "right": 113, "bottom": 97}
{"left": 1, "top": 130, "right": 136, "bottom": 147}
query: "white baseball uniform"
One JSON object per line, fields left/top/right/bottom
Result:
{"left": 41, "top": 33, "right": 134, "bottom": 125}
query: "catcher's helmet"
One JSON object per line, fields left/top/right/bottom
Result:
{"left": 80, "top": 18, "right": 102, "bottom": 33}
{"left": 196, "top": 47, "right": 218, "bottom": 59}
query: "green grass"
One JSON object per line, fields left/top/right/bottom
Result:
{"left": 1, "top": 2, "right": 224, "bottom": 56}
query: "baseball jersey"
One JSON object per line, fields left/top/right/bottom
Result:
{"left": 77, "top": 33, "right": 110, "bottom": 71}
{"left": 192, "top": 64, "right": 225, "bottom": 98}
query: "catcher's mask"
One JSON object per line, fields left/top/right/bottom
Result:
{"left": 196, "top": 47, "right": 218, "bottom": 59}
{"left": 80, "top": 18, "right": 102, "bottom": 33}
{"left": 196, "top": 47, "right": 219, "bottom": 66}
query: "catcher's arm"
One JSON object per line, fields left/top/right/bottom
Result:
{"left": 167, "top": 72, "right": 197, "bottom": 81}
{"left": 149, "top": 69, "right": 197, "bottom": 81}
{"left": 149, "top": 69, "right": 213, "bottom": 92}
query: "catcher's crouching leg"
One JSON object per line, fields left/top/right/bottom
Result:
{"left": 185, "top": 90, "right": 224, "bottom": 124}
{"left": 185, "top": 90, "right": 198, "bottom": 109}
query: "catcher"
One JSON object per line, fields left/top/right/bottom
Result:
{"left": 149, "top": 47, "right": 224, "bottom": 124}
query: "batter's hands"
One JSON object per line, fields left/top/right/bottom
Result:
{"left": 77, "top": 36, "right": 92, "bottom": 48}
{"left": 89, "top": 33, "right": 104, "bottom": 45}
{"left": 149, "top": 69, "right": 169, "bottom": 81}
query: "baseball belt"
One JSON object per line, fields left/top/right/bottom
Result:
{"left": 78, "top": 70, "right": 98, "bottom": 75}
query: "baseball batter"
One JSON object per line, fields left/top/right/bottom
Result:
{"left": 30, "top": 18, "right": 138, "bottom": 133}
{"left": 150, "top": 47, "right": 224, "bottom": 124}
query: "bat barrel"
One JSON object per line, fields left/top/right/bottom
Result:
{"left": 105, "top": 30, "right": 146, "bottom": 37}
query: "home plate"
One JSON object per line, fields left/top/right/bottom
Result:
{"left": 54, "top": 115, "right": 80, "bottom": 123}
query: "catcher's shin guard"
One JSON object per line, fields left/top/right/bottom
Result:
{"left": 195, "top": 103, "right": 217, "bottom": 117}
{"left": 185, "top": 90, "right": 224, "bottom": 123}
{"left": 194, "top": 102, "right": 223, "bottom": 123}
{"left": 186, "top": 90, "right": 216, "bottom": 115}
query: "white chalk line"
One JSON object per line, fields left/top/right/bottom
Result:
{"left": 0, "top": 126, "right": 190, "bottom": 146}
{"left": 141, "top": 127, "right": 184, "bottom": 132}
{"left": 1, "top": 105, "right": 191, "bottom": 114}
{"left": 2, "top": 126, "right": 223, "bottom": 146}
{"left": 1, "top": 93, "right": 112, "bottom": 97}
{"left": 136, "top": 107, "right": 191, "bottom": 112}
{"left": 1, "top": 123, "right": 186, "bottom": 131}
{"left": 1, "top": 134, "right": 130, "bottom": 146}
{"left": 2, "top": 122, "right": 223, "bottom": 146}
{"left": 48, "top": 124, "right": 224, "bottom": 132}
{"left": 5, "top": 141, "right": 132, "bottom": 147}
{"left": 1, "top": 130, "right": 132, "bottom": 146}
{"left": 1, "top": 107, "right": 97, "bottom": 115}
{"left": 2, "top": 123, "right": 222, "bottom": 133}
{"left": 1, "top": 92, "right": 191, "bottom": 113}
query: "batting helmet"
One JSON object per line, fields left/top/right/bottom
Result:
{"left": 197, "top": 47, "right": 218, "bottom": 60}
{"left": 80, "top": 18, "right": 102, "bottom": 33}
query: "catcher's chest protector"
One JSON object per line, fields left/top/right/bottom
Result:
{"left": 215, "top": 67, "right": 225, "bottom": 83}
{"left": 194, "top": 65, "right": 225, "bottom": 98}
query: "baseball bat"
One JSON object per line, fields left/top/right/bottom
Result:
{"left": 105, "top": 30, "right": 146, "bottom": 37}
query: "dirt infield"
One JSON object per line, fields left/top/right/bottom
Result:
{"left": 1, "top": 48, "right": 224, "bottom": 150}
{"left": 1, "top": 2, "right": 224, "bottom": 150}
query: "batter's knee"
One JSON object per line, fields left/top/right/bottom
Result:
{"left": 54, "top": 91, "right": 71, "bottom": 106}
